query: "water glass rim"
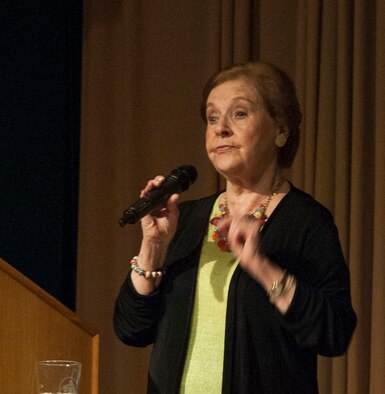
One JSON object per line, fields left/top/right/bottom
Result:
{"left": 38, "top": 360, "right": 81, "bottom": 367}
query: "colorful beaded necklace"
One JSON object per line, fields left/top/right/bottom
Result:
{"left": 210, "top": 177, "right": 285, "bottom": 252}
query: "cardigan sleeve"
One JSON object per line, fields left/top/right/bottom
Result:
{"left": 113, "top": 274, "right": 164, "bottom": 347}
{"left": 276, "top": 217, "right": 357, "bottom": 356}
{"left": 113, "top": 196, "right": 215, "bottom": 349}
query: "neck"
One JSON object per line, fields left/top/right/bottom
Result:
{"left": 224, "top": 172, "right": 284, "bottom": 217}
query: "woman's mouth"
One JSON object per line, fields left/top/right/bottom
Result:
{"left": 214, "top": 144, "right": 236, "bottom": 153}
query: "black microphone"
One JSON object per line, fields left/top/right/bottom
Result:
{"left": 119, "top": 165, "right": 198, "bottom": 226}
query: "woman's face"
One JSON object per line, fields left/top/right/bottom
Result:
{"left": 205, "top": 79, "right": 278, "bottom": 181}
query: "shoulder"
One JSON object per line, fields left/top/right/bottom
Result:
{"left": 267, "top": 184, "right": 337, "bottom": 242}
{"left": 282, "top": 184, "right": 334, "bottom": 223}
{"left": 263, "top": 184, "right": 344, "bottom": 269}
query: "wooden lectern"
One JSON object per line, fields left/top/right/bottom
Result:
{"left": 0, "top": 258, "right": 99, "bottom": 393}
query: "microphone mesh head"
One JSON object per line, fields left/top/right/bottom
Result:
{"left": 173, "top": 165, "right": 198, "bottom": 191}
{"left": 179, "top": 165, "right": 198, "bottom": 182}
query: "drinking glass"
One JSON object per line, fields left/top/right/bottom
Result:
{"left": 36, "top": 360, "right": 81, "bottom": 394}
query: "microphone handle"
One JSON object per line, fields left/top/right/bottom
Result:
{"left": 119, "top": 175, "right": 182, "bottom": 226}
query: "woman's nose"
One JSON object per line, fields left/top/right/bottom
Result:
{"left": 215, "top": 117, "right": 233, "bottom": 137}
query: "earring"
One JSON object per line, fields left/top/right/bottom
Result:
{"left": 275, "top": 133, "right": 287, "bottom": 147}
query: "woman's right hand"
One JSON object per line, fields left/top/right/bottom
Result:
{"left": 140, "top": 175, "right": 180, "bottom": 246}
{"left": 131, "top": 175, "right": 180, "bottom": 295}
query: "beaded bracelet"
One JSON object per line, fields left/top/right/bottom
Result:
{"left": 130, "top": 256, "right": 165, "bottom": 279}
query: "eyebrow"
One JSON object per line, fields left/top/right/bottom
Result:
{"left": 206, "top": 96, "right": 257, "bottom": 111}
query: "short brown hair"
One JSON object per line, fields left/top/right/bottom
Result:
{"left": 200, "top": 62, "right": 302, "bottom": 168}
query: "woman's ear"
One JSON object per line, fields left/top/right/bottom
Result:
{"left": 274, "top": 127, "right": 289, "bottom": 148}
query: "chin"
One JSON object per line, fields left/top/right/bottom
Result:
{"left": 212, "top": 160, "right": 242, "bottom": 178}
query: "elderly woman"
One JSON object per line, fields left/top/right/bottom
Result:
{"left": 114, "top": 62, "right": 357, "bottom": 394}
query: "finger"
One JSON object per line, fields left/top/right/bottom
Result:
{"left": 225, "top": 218, "right": 245, "bottom": 256}
{"left": 141, "top": 175, "right": 166, "bottom": 196}
{"left": 153, "top": 175, "right": 165, "bottom": 185}
{"left": 238, "top": 217, "right": 264, "bottom": 259}
{"left": 145, "top": 192, "right": 179, "bottom": 220}
{"left": 227, "top": 215, "right": 262, "bottom": 257}
{"left": 167, "top": 193, "right": 180, "bottom": 212}
{"left": 217, "top": 215, "right": 232, "bottom": 234}
{"left": 155, "top": 193, "right": 179, "bottom": 214}
{"left": 241, "top": 214, "right": 257, "bottom": 225}
{"left": 240, "top": 214, "right": 265, "bottom": 233}
{"left": 147, "top": 176, "right": 165, "bottom": 190}
{"left": 233, "top": 222, "right": 248, "bottom": 249}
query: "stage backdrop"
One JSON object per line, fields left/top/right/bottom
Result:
{"left": 79, "top": 1, "right": 385, "bottom": 393}
{"left": 0, "top": 0, "right": 82, "bottom": 310}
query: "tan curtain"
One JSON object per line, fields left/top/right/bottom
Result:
{"left": 79, "top": 0, "right": 384, "bottom": 393}
{"left": 78, "top": 1, "right": 259, "bottom": 392}
{"left": 293, "top": 1, "right": 385, "bottom": 393}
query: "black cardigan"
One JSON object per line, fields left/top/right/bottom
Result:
{"left": 114, "top": 185, "right": 357, "bottom": 393}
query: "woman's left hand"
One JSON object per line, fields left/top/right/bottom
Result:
{"left": 219, "top": 215, "right": 296, "bottom": 312}
{"left": 219, "top": 215, "right": 270, "bottom": 279}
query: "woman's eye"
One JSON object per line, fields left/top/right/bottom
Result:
{"left": 235, "top": 110, "right": 247, "bottom": 118}
{"left": 207, "top": 115, "right": 218, "bottom": 124}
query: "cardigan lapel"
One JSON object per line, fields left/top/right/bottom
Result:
{"left": 166, "top": 193, "right": 219, "bottom": 266}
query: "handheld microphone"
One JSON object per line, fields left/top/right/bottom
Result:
{"left": 118, "top": 165, "right": 198, "bottom": 226}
